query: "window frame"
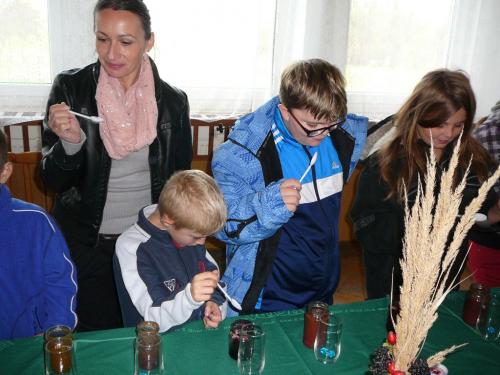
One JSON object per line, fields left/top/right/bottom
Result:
{"left": 0, "top": 0, "right": 95, "bottom": 113}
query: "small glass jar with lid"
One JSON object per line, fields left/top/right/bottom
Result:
{"left": 463, "top": 283, "right": 490, "bottom": 326}
{"left": 136, "top": 321, "right": 160, "bottom": 336}
{"left": 228, "top": 319, "right": 254, "bottom": 360}
{"left": 303, "top": 301, "right": 329, "bottom": 348}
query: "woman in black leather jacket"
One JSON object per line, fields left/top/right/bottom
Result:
{"left": 39, "top": 0, "right": 192, "bottom": 331}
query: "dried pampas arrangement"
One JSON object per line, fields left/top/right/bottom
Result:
{"left": 389, "top": 135, "right": 500, "bottom": 373}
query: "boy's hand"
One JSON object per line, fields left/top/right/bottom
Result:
{"left": 203, "top": 301, "right": 223, "bottom": 328}
{"left": 280, "top": 178, "right": 301, "bottom": 212}
{"left": 190, "top": 270, "right": 219, "bottom": 302}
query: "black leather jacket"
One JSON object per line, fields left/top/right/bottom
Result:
{"left": 40, "top": 58, "right": 192, "bottom": 246}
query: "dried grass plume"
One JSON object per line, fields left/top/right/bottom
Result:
{"left": 391, "top": 135, "right": 500, "bottom": 372}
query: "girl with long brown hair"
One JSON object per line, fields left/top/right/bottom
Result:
{"left": 351, "top": 69, "right": 500, "bottom": 299}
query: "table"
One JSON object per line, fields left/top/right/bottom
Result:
{"left": 1, "top": 292, "right": 499, "bottom": 374}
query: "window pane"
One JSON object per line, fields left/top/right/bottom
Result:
{"left": 0, "top": 0, "right": 50, "bottom": 84}
{"left": 346, "top": 0, "right": 454, "bottom": 94}
{"left": 145, "top": 0, "right": 276, "bottom": 116}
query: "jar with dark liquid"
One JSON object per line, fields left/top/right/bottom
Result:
{"left": 135, "top": 333, "right": 162, "bottom": 374}
{"left": 228, "top": 319, "right": 254, "bottom": 360}
{"left": 303, "top": 301, "right": 329, "bottom": 348}
{"left": 463, "top": 283, "right": 490, "bottom": 326}
{"left": 44, "top": 337, "right": 73, "bottom": 374}
{"left": 134, "top": 321, "right": 163, "bottom": 374}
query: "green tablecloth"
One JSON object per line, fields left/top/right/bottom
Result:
{"left": 1, "top": 292, "right": 499, "bottom": 374}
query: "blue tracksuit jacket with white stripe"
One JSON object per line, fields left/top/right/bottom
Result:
{"left": 212, "top": 96, "right": 367, "bottom": 316}
{"left": 0, "top": 184, "right": 77, "bottom": 339}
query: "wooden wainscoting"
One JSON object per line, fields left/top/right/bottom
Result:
{"left": 6, "top": 151, "right": 54, "bottom": 211}
{"left": 2, "top": 119, "right": 43, "bottom": 153}
{"left": 190, "top": 118, "right": 235, "bottom": 174}
{"left": 3, "top": 120, "right": 55, "bottom": 211}
{"left": 189, "top": 118, "right": 236, "bottom": 258}
{"left": 2, "top": 117, "right": 360, "bottom": 245}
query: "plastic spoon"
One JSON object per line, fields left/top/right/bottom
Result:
{"left": 69, "top": 110, "right": 103, "bottom": 123}
{"left": 299, "top": 152, "right": 318, "bottom": 183}
{"left": 474, "top": 213, "right": 490, "bottom": 228}
{"left": 217, "top": 282, "right": 242, "bottom": 310}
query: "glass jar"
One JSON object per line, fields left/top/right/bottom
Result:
{"left": 134, "top": 333, "right": 163, "bottom": 375}
{"left": 476, "top": 293, "right": 500, "bottom": 341}
{"left": 228, "top": 319, "right": 254, "bottom": 360}
{"left": 45, "top": 337, "right": 74, "bottom": 375}
{"left": 303, "top": 301, "right": 329, "bottom": 348}
{"left": 463, "top": 283, "right": 490, "bottom": 326}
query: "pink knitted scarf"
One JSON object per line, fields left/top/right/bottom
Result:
{"left": 96, "top": 55, "right": 158, "bottom": 160}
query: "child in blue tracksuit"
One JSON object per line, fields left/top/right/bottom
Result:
{"left": 116, "top": 170, "right": 228, "bottom": 333}
{"left": 0, "top": 129, "right": 77, "bottom": 339}
{"left": 212, "top": 59, "right": 367, "bottom": 316}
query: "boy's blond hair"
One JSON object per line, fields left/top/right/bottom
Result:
{"left": 158, "top": 170, "right": 227, "bottom": 235}
{"left": 0, "top": 129, "right": 7, "bottom": 171}
{"left": 279, "top": 58, "right": 347, "bottom": 122}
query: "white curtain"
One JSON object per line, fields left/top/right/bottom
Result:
{"left": 274, "top": 0, "right": 500, "bottom": 121}
{"left": 272, "top": 0, "right": 351, "bottom": 93}
{"left": 447, "top": 0, "right": 500, "bottom": 118}
{"left": 1, "top": 0, "right": 499, "bottom": 120}
{"left": 146, "top": 0, "right": 277, "bottom": 118}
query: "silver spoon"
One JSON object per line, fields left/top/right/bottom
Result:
{"left": 69, "top": 110, "right": 103, "bottom": 123}
{"left": 299, "top": 151, "right": 318, "bottom": 183}
{"left": 217, "top": 282, "right": 242, "bottom": 310}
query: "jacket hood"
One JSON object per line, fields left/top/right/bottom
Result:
{"left": 228, "top": 96, "right": 280, "bottom": 155}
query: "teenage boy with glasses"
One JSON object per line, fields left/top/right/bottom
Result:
{"left": 212, "top": 59, "right": 368, "bottom": 316}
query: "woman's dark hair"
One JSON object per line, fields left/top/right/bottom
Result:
{"left": 94, "top": 0, "right": 152, "bottom": 39}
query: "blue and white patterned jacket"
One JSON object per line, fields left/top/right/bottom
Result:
{"left": 212, "top": 96, "right": 367, "bottom": 315}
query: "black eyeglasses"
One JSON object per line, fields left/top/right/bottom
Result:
{"left": 287, "top": 108, "right": 344, "bottom": 137}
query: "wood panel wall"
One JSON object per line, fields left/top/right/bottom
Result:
{"left": 6, "top": 151, "right": 55, "bottom": 210}
{"left": 3, "top": 119, "right": 359, "bottom": 244}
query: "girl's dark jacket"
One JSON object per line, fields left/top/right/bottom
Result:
{"left": 40, "top": 58, "right": 192, "bottom": 247}
{"left": 351, "top": 141, "right": 497, "bottom": 299}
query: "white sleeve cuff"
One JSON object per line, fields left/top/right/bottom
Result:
{"left": 185, "top": 282, "right": 204, "bottom": 309}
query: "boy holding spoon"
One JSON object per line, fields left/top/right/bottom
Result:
{"left": 115, "top": 170, "right": 228, "bottom": 332}
{"left": 212, "top": 59, "right": 368, "bottom": 316}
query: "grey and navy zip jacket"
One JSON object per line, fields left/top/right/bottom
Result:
{"left": 116, "top": 204, "right": 227, "bottom": 333}
{"left": 212, "top": 96, "right": 367, "bottom": 316}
